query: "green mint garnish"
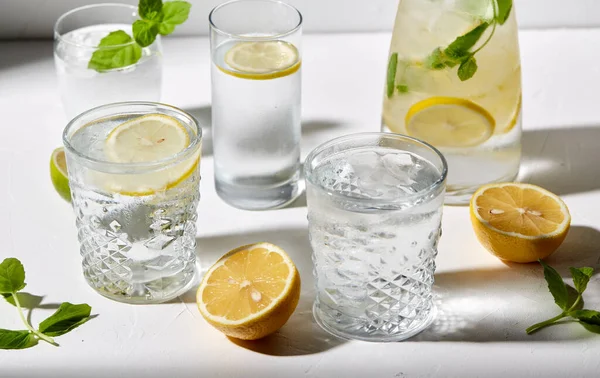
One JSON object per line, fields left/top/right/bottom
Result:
{"left": 0, "top": 258, "right": 93, "bottom": 350}
{"left": 526, "top": 260, "right": 600, "bottom": 335}
{"left": 88, "top": 0, "right": 191, "bottom": 72}
{"left": 422, "top": 0, "right": 512, "bottom": 82}
{"left": 396, "top": 84, "right": 409, "bottom": 93}
{"left": 386, "top": 53, "right": 398, "bottom": 98}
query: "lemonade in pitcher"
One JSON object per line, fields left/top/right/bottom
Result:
{"left": 382, "top": 0, "right": 521, "bottom": 204}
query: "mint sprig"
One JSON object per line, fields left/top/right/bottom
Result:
{"left": 526, "top": 260, "right": 600, "bottom": 335}
{"left": 0, "top": 258, "right": 93, "bottom": 350}
{"left": 88, "top": 0, "right": 191, "bottom": 72}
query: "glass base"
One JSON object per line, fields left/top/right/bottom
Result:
{"left": 313, "top": 302, "right": 437, "bottom": 342}
{"left": 215, "top": 174, "right": 304, "bottom": 210}
{"left": 86, "top": 260, "right": 199, "bottom": 304}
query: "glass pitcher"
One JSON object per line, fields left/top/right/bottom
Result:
{"left": 382, "top": 0, "right": 522, "bottom": 205}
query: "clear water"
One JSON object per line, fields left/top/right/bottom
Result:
{"left": 307, "top": 146, "right": 444, "bottom": 341}
{"left": 54, "top": 24, "right": 162, "bottom": 119}
{"left": 67, "top": 114, "right": 200, "bottom": 303}
{"left": 211, "top": 40, "right": 302, "bottom": 210}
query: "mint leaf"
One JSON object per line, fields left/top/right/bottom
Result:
{"left": 425, "top": 48, "right": 447, "bottom": 70}
{"left": 540, "top": 259, "right": 569, "bottom": 310}
{"left": 386, "top": 53, "right": 398, "bottom": 98}
{"left": 444, "top": 22, "right": 489, "bottom": 60}
{"left": 571, "top": 310, "right": 600, "bottom": 325}
{"left": 458, "top": 56, "right": 478, "bottom": 81}
{"left": 0, "top": 329, "right": 37, "bottom": 350}
{"left": 38, "top": 303, "right": 92, "bottom": 337}
{"left": 88, "top": 30, "right": 142, "bottom": 72}
{"left": 496, "top": 0, "right": 513, "bottom": 25}
{"left": 0, "top": 258, "right": 26, "bottom": 294}
{"left": 570, "top": 267, "right": 594, "bottom": 294}
{"left": 159, "top": 1, "right": 191, "bottom": 35}
{"left": 396, "top": 84, "right": 409, "bottom": 93}
{"left": 139, "top": 0, "right": 163, "bottom": 22}
{"left": 133, "top": 20, "right": 159, "bottom": 47}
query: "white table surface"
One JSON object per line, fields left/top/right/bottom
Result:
{"left": 1, "top": 30, "right": 600, "bottom": 378}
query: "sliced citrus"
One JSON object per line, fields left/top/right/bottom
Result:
{"left": 102, "top": 114, "right": 199, "bottom": 196}
{"left": 222, "top": 40, "right": 300, "bottom": 80}
{"left": 470, "top": 183, "right": 571, "bottom": 263}
{"left": 197, "top": 242, "right": 301, "bottom": 340}
{"left": 404, "top": 97, "right": 495, "bottom": 148}
{"left": 50, "top": 147, "right": 71, "bottom": 202}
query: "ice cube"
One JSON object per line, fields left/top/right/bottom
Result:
{"left": 348, "top": 151, "right": 382, "bottom": 180}
{"left": 144, "top": 234, "right": 176, "bottom": 250}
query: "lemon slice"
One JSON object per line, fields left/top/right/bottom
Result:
{"left": 470, "top": 183, "right": 571, "bottom": 263}
{"left": 405, "top": 97, "right": 495, "bottom": 148}
{"left": 222, "top": 41, "right": 300, "bottom": 80}
{"left": 50, "top": 147, "right": 71, "bottom": 202}
{"left": 197, "top": 242, "right": 301, "bottom": 340}
{"left": 102, "top": 114, "right": 199, "bottom": 196}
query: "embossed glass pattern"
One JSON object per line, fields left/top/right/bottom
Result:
{"left": 63, "top": 102, "right": 202, "bottom": 304}
{"left": 304, "top": 133, "right": 447, "bottom": 341}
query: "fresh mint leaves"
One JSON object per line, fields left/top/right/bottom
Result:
{"left": 0, "top": 258, "right": 93, "bottom": 350}
{"left": 88, "top": 0, "right": 191, "bottom": 72}
{"left": 526, "top": 260, "right": 599, "bottom": 335}
{"left": 386, "top": 53, "right": 398, "bottom": 98}
{"left": 423, "top": 0, "right": 512, "bottom": 81}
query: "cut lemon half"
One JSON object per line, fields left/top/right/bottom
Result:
{"left": 470, "top": 183, "right": 571, "bottom": 263}
{"left": 50, "top": 147, "right": 71, "bottom": 202}
{"left": 102, "top": 114, "right": 199, "bottom": 196}
{"left": 197, "top": 242, "right": 301, "bottom": 340}
{"left": 405, "top": 97, "right": 495, "bottom": 148}
{"left": 222, "top": 41, "right": 300, "bottom": 80}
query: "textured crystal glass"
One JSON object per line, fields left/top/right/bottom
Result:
{"left": 54, "top": 4, "right": 162, "bottom": 119}
{"left": 305, "top": 133, "right": 447, "bottom": 341}
{"left": 63, "top": 102, "right": 202, "bottom": 304}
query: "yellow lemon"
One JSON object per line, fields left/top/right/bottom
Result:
{"left": 196, "top": 242, "right": 301, "bottom": 340}
{"left": 50, "top": 147, "right": 71, "bottom": 202}
{"left": 221, "top": 41, "right": 300, "bottom": 80}
{"left": 470, "top": 183, "right": 571, "bottom": 263}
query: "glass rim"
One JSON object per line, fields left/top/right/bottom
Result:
{"left": 54, "top": 3, "right": 138, "bottom": 49}
{"left": 62, "top": 101, "right": 202, "bottom": 171}
{"left": 208, "top": 0, "right": 303, "bottom": 41}
{"left": 304, "top": 132, "right": 448, "bottom": 205}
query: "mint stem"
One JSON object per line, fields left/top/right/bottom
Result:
{"left": 12, "top": 292, "right": 58, "bottom": 346}
{"left": 526, "top": 312, "right": 567, "bottom": 334}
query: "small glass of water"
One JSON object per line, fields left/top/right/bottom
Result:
{"left": 304, "top": 132, "right": 447, "bottom": 341}
{"left": 63, "top": 102, "right": 202, "bottom": 304}
{"left": 54, "top": 4, "right": 162, "bottom": 119}
{"left": 209, "top": 0, "right": 303, "bottom": 210}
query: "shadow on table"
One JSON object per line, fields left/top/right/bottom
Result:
{"left": 521, "top": 126, "right": 600, "bottom": 196}
{"left": 178, "top": 227, "right": 345, "bottom": 355}
{"left": 416, "top": 225, "right": 600, "bottom": 342}
{"left": 4, "top": 293, "right": 62, "bottom": 324}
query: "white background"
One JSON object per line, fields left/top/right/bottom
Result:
{"left": 1, "top": 0, "right": 600, "bottom": 39}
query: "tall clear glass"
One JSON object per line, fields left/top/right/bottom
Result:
{"left": 54, "top": 4, "right": 162, "bottom": 119}
{"left": 209, "top": 0, "right": 303, "bottom": 210}
{"left": 63, "top": 102, "right": 202, "bottom": 304}
{"left": 382, "top": 0, "right": 522, "bottom": 204}
{"left": 305, "top": 133, "right": 447, "bottom": 341}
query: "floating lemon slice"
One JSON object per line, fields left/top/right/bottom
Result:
{"left": 50, "top": 147, "right": 71, "bottom": 202}
{"left": 470, "top": 183, "right": 571, "bottom": 263}
{"left": 197, "top": 242, "right": 301, "bottom": 340}
{"left": 102, "top": 114, "right": 199, "bottom": 196}
{"left": 221, "top": 41, "right": 300, "bottom": 80}
{"left": 404, "top": 97, "right": 495, "bottom": 148}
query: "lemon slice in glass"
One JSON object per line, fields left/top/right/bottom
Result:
{"left": 222, "top": 41, "right": 300, "bottom": 80}
{"left": 102, "top": 114, "right": 199, "bottom": 196}
{"left": 405, "top": 97, "right": 495, "bottom": 148}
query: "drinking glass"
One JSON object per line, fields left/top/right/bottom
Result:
{"left": 209, "top": 0, "right": 303, "bottom": 210}
{"left": 54, "top": 4, "right": 162, "bottom": 119}
{"left": 305, "top": 133, "right": 447, "bottom": 341}
{"left": 63, "top": 102, "right": 202, "bottom": 304}
{"left": 382, "top": 0, "right": 522, "bottom": 204}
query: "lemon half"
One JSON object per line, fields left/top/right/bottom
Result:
{"left": 405, "top": 97, "right": 495, "bottom": 148}
{"left": 197, "top": 242, "right": 301, "bottom": 340}
{"left": 221, "top": 41, "right": 300, "bottom": 80}
{"left": 470, "top": 183, "right": 571, "bottom": 263}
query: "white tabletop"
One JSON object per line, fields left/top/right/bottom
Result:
{"left": 1, "top": 30, "right": 600, "bottom": 378}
